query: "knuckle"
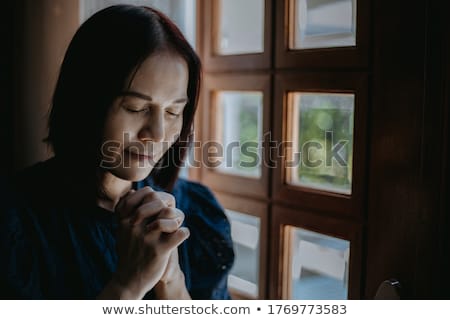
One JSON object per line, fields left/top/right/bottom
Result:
{"left": 157, "top": 191, "right": 175, "bottom": 204}
{"left": 169, "top": 219, "right": 178, "bottom": 228}
{"left": 156, "top": 199, "right": 166, "bottom": 208}
{"left": 131, "top": 227, "right": 142, "bottom": 238}
{"left": 153, "top": 219, "right": 163, "bottom": 230}
{"left": 166, "top": 193, "right": 175, "bottom": 204}
{"left": 143, "top": 192, "right": 158, "bottom": 202}
{"left": 159, "top": 207, "right": 172, "bottom": 215}
{"left": 176, "top": 209, "right": 185, "bottom": 219}
{"left": 134, "top": 207, "right": 146, "bottom": 220}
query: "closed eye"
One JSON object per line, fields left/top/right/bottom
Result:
{"left": 123, "top": 106, "right": 148, "bottom": 114}
{"left": 166, "top": 110, "right": 182, "bottom": 117}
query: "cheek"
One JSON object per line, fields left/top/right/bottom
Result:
{"left": 165, "top": 118, "right": 183, "bottom": 142}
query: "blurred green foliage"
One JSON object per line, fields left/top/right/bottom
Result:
{"left": 228, "top": 93, "right": 354, "bottom": 194}
{"left": 297, "top": 94, "right": 354, "bottom": 193}
{"left": 232, "top": 93, "right": 261, "bottom": 176}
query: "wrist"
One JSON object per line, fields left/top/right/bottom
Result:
{"left": 159, "top": 268, "right": 185, "bottom": 285}
{"left": 154, "top": 272, "right": 191, "bottom": 300}
{"left": 99, "top": 276, "right": 149, "bottom": 300}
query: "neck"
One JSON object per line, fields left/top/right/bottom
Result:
{"left": 97, "top": 171, "right": 132, "bottom": 212}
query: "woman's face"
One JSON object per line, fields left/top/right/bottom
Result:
{"left": 101, "top": 51, "right": 189, "bottom": 181}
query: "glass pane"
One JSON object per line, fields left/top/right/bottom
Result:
{"left": 214, "top": 91, "right": 262, "bottom": 178}
{"left": 287, "top": 92, "right": 354, "bottom": 194}
{"left": 214, "top": 0, "right": 264, "bottom": 55}
{"left": 291, "top": 0, "right": 356, "bottom": 49}
{"left": 225, "top": 209, "right": 261, "bottom": 298}
{"left": 80, "top": 0, "right": 197, "bottom": 47}
{"left": 288, "top": 226, "right": 350, "bottom": 299}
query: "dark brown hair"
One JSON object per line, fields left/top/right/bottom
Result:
{"left": 45, "top": 5, "right": 201, "bottom": 202}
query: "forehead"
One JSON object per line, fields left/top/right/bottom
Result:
{"left": 126, "top": 52, "right": 189, "bottom": 102}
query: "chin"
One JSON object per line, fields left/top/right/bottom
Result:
{"left": 110, "top": 166, "right": 153, "bottom": 182}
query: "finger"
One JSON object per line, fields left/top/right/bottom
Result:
{"left": 130, "top": 198, "right": 167, "bottom": 226}
{"left": 146, "top": 218, "right": 180, "bottom": 233}
{"left": 140, "top": 191, "right": 175, "bottom": 208}
{"left": 168, "top": 248, "right": 178, "bottom": 261}
{"left": 156, "top": 207, "right": 185, "bottom": 226}
{"left": 120, "top": 188, "right": 135, "bottom": 201}
{"left": 143, "top": 227, "right": 189, "bottom": 252}
{"left": 114, "top": 189, "right": 134, "bottom": 218}
{"left": 155, "top": 192, "right": 176, "bottom": 208}
{"left": 160, "top": 227, "right": 190, "bottom": 250}
{"left": 167, "top": 248, "right": 179, "bottom": 265}
{"left": 115, "top": 186, "right": 154, "bottom": 219}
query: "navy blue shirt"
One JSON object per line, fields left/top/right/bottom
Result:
{"left": 0, "top": 158, "right": 234, "bottom": 299}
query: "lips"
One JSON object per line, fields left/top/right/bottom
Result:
{"left": 124, "top": 149, "right": 154, "bottom": 161}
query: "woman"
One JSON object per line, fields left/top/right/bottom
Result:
{"left": 0, "top": 5, "right": 234, "bottom": 299}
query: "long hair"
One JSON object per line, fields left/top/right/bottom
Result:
{"left": 45, "top": 5, "right": 201, "bottom": 202}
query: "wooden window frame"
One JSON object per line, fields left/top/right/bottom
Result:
{"left": 199, "top": 0, "right": 273, "bottom": 72}
{"left": 272, "top": 72, "right": 368, "bottom": 218}
{"left": 196, "top": 0, "right": 370, "bottom": 299}
{"left": 275, "top": 0, "right": 370, "bottom": 69}
{"left": 215, "top": 192, "right": 269, "bottom": 299}
{"left": 269, "top": 205, "right": 363, "bottom": 299}
{"left": 200, "top": 74, "right": 271, "bottom": 199}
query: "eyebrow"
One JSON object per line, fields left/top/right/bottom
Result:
{"left": 120, "top": 91, "right": 189, "bottom": 104}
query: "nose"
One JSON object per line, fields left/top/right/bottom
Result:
{"left": 137, "top": 110, "right": 165, "bottom": 143}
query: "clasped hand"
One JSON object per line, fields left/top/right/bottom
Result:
{"left": 112, "top": 186, "right": 189, "bottom": 299}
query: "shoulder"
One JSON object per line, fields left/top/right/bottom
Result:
{"left": 12, "top": 158, "right": 57, "bottom": 185}
{"left": 0, "top": 158, "right": 53, "bottom": 220}
{"left": 3, "top": 158, "right": 61, "bottom": 208}
{"left": 0, "top": 158, "right": 62, "bottom": 264}
{"left": 0, "top": 173, "right": 43, "bottom": 298}
{"left": 0, "top": 158, "right": 59, "bottom": 238}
